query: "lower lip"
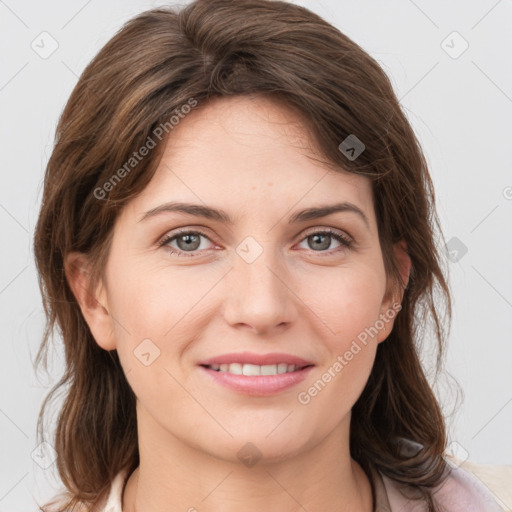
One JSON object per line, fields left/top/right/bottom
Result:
{"left": 199, "top": 365, "right": 314, "bottom": 396}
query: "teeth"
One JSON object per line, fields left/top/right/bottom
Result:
{"left": 243, "top": 363, "right": 261, "bottom": 376}
{"left": 208, "top": 363, "right": 300, "bottom": 375}
{"left": 278, "top": 363, "right": 289, "bottom": 374}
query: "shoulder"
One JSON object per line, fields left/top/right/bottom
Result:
{"left": 94, "top": 467, "right": 131, "bottom": 512}
{"left": 454, "top": 457, "right": 512, "bottom": 512}
{"left": 380, "top": 456, "right": 511, "bottom": 512}
{"left": 42, "top": 468, "right": 131, "bottom": 512}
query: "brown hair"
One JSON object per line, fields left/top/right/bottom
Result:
{"left": 33, "top": 0, "right": 453, "bottom": 510}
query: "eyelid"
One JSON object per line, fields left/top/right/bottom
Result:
{"left": 157, "top": 225, "right": 354, "bottom": 256}
{"left": 157, "top": 224, "right": 352, "bottom": 243}
{"left": 155, "top": 223, "right": 214, "bottom": 241}
{"left": 300, "top": 226, "right": 353, "bottom": 242}
{"left": 156, "top": 227, "right": 215, "bottom": 249}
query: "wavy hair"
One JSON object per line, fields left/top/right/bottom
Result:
{"left": 33, "top": 1, "right": 453, "bottom": 510}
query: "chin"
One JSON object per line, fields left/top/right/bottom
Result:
{"left": 201, "top": 427, "right": 315, "bottom": 466}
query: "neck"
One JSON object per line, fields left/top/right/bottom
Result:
{"left": 122, "top": 410, "right": 373, "bottom": 512}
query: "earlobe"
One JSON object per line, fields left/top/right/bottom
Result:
{"left": 64, "top": 251, "right": 117, "bottom": 351}
{"left": 377, "top": 240, "right": 411, "bottom": 343}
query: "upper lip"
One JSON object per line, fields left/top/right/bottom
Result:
{"left": 199, "top": 352, "right": 314, "bottom": 367}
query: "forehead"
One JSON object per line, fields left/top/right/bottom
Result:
{"left": 126, "top": 95, "right": 373, "bottom": 223}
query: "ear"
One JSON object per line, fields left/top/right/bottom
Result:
{"left": 377, "top": 240, "right": 411, "bottom": 343}
{"left": 64, "top": 251, "right": 117, "bottom": 351}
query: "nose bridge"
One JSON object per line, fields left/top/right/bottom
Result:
{"left": 223, "top": 235, "right": 295, "bottom": 332}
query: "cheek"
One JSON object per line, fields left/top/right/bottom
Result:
{"left": 105, "top": 260, "right": 220, "bottom": 386}
{"left": 107, "top": 256, "right": 206, "bottom": 336}
{"left": 300, "top": 261, "right": 387, "bottom": 342}
{"left": 294, "top": 263, "right": 386, "bottom": 405}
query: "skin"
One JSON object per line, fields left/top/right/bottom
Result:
{"left": 66, "top": 95, "right": 410, "bottom": 512}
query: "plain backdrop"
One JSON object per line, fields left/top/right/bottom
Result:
{"left": 1, "top": 0, "right": 511, "bottom": 510}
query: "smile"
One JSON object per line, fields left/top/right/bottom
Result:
{"left": 199, "top": 364, "right": 314, "bottom": 396}
{"left": 203, "top": 363, "right": 311, "bottom": 376}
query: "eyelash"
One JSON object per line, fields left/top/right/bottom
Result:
{"left": 157, "top": 228, "right": 353, "bottom": 258}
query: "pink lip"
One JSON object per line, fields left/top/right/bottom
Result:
{"left": 199, "top": 365, "right": 314, "bottom": 396}
{"left": 198, "top": 351, "right": 314, "bottom": 367}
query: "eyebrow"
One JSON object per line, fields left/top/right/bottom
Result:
{"left": 139, "top": 201, "right": 370, "bottom": 229}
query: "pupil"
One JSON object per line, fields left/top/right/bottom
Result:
{"left": 178, "top": 234, "right": 200, "bottom": 251}
{"left": 310, "top": 234, "right": 330, "bottom": 250}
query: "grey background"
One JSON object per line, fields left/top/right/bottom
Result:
{"left": 1, "top": 0, "right": 511, "bottom": 510}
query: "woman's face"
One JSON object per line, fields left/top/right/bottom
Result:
{"left": 78, "top": 95, "right": 404, "bottom": 464}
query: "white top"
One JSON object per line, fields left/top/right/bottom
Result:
{"left": 96, "top": 459, "right": 509, "bottom": 512}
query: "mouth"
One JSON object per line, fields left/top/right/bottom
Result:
{"left": 197, "top": 352, "right": 315, "bottom": 395}
{"left": 197, "top": 353, "right": 315, "bottom": 396}
{"left": 200, "top": 362, "right": 313, "bottom": 376}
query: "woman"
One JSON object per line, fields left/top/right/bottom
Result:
{"left": 33, "top": 0, "right": 507, "bottom": 511}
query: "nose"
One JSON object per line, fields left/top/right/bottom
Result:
{"left": 222, "top": 245, "right": 298, "bottom": 335}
